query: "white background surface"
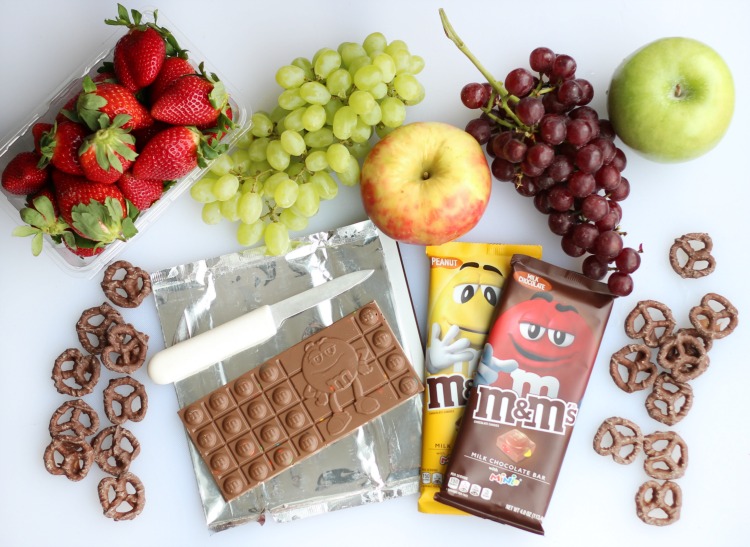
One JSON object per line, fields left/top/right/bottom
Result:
{"left": 1, "top": 0, "right": 748, "bottom": 545}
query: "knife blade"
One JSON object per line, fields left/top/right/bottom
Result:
{"left": 148, "top": 269, "right": 374, "bottom": 384}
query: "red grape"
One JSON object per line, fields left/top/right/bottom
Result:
{"left": 505, "top": 68, "right": 535, "bottom": 97}
{"left": 529, "top": 47, "right": 555, "bottom": 74}
{"left": 460, "top": 82, "right": 490, "bottom": 109}
{"left": 608, "top": 272, "right": 633, "bottom": 297}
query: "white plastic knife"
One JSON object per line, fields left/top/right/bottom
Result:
{"left": 148, "top": 269, "right": 374, "bottom": 385}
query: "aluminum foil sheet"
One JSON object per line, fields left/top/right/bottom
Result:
{"left": 150, "top": 220, "right": 424, "bottom": 532}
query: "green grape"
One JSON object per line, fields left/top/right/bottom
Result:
{"left": 314, "top": 48, "right": 342, "bottom": 79}
{"left": 219, "top": 192, "right": 241, "bottom": 221}
{"left": 264, "top": 221, "right": 290, "bottom": 256}
{"left": 282, "top": 107, "right": 306, "bottom": 132}
{"left": 359, "top": 102, "right": 382, "bottom": 126}
{"left": 291, "top": 57, "right": 314, "bottom": 80}
{"left": 375, "top": 124, "right": 395, "bottom": 139}
{"left": 230, "top": 149, "right": 251, "bottom": 174}
{"left": 292, "top": 183, "right": 320, "bottom": 217}
{"left": 235, "top": 130, "right": 255, "bottom": 149}
{"left": 410, "top": 55, "right": 426, "bottom": 75}
{"left": 274, "top": 177, "right": 299, "bottom": 208}
{"left": 237, "top": 219, "right": 265, "bottom": 247}
{"left": 264, "top": 172, "right": 290, "bottom": 198}
{"left": 385, "top": 40, "right": 409, "bottom": 55}
{"left": 353, "top": 64, "right": 383, "bottom": 91}
{"left": 280, "top": 130, "right": 307, "bottom": 156}
{"left": 266, "top": 140, "right": 291, "bottom": 171}
{"left": 301, "top": 104, "right": 326, "bottom": 132}
{"left": 278, "top": 88, "right": 307, "bottom": 110}
{"left": 304, "top": 127, "right": 335, "bottom": 148}
{"left": 325, "top": 143, "right": 351, "bottom": 173}
{"left": 338, "top": 41, "right": 367, "bottom": 67}
{"left": 209, "top": 153, "right": 233, "bottom": 176}
{"left": 332, "top": 105, "right": 357, "bottom": 140}
{"left": 363, "top": 32, "right": 387, "bottom": 56}
{"left": 238, "top": 191, "right": 263, "bottom": 224}
{"left": 213, "top": 173, "right": 240, "bottom": 201}
{"left": 190, "top": 176, "right": 217, "bottom": 203}
{"left": 404, "top": 81, "right": 425, "bottom": 105}
{"left": 350, "top": 116, "right": 373, "bottom": 143}
{"left": 369, "top": 81, "right": 388, "bottom": 100}
{"left": 372, "top": 53, "right": 396, "bottom": 83}
{"left": 323, "top": 97, "right": 344, "bottom": 125}
{"left": 279, "top": 208, "right": 309, "bottom": 231}
{"left": 202, "top": 202, "right": 222, "bottom": 224}
{"left": 286, "top": 159, "right": 306, "bottom": 179}
{"left": 247, "top": 137, "right": 270, "bottom": 162}
{"left": 299, "top": 81, "right": 332, "bottom": 105}
{"left": 380, "top": 96, "right": 407, "bottom": 128}
{"left": 251, "top": 112, "right": 275, "bottom": 137}
{"left": 348, "top": 90, "right": 376, "bottom": 116}
{"left": 346, "top": 141, "right": 371, "bottom": 160}
{"left": 310, "top": 171, "right": 339, "bottom": 200}
{"left": 392, "top": 73, "right": 421, "bottom": 102}
{"left": 246, "top": 160, "right": 272, "bottom": 179}
{"left": 326, "top": 68, "right": 353, "bottom": 99}
{"left": 305, "top": 150, "right": 328, "bottom": 172}
{"left": 347, "top": 55, "right": 371, "bottom": 78}
{"left": 269, "top": 105, "right": 288, "bottom": 123}
{"left": 275, "top": 64, "right": 307, "bottom": 89}
{"left": 337, "top": 155, "right": 361, "bottom": 187}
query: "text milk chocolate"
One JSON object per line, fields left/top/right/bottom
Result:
{"left": 435, "top": 254, "right": 615, "bottom": 533}
{"left": 418, "top": 242, "right": 542, "bottom": 514}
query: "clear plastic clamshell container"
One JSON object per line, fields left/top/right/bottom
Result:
{"left": 0, "top": 8, "right": 250, "bottom": 278}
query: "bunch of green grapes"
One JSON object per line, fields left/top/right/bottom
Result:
{"left": 190, "top": 32, "right": 425, "bottom": 255}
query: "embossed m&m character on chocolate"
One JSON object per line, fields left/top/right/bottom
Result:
{"left": 475, "top": 291, "right": 596, "bottom": 402}
{"left": 301, "top": 337, "right": 380, "bottom": 435}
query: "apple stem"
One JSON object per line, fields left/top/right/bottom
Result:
{"left": 439, "top": 9, "right": 526, "bottom": 129}
{"left": 674, "top": 83, "right": 682, "bottom": 98}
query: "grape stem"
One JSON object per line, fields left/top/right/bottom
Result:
{"left": 439, "top": 8, "right": 526, "bottom": 128}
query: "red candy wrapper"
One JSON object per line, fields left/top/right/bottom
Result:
{"left": 435, "top": 254, "right": 615, "bottom": 535}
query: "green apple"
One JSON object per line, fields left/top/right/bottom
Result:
{"left": 360, "top": 121, "right": 491, "bottom": 245}
{"left": 607, "top": 37, "right": 734, "bottom": 163}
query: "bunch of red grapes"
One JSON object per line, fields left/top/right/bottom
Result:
{"left": 461, "top": 47, "right": 639, "bottom": 297}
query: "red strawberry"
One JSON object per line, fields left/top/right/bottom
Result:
{"left": 133, "top": 125, "right": 221, "bottom": 180}
{"left": 105, "top": 5, "right": 185, "bottom": 92}
{"left": 117, "top": 170, "right": 163, "bottom": 211}
{"left": 78, "top": 114, "right": 138, "bottom": 184}
{"left": 32, "top": 122, "right": 54, "bottom": 152}
{"left": 37, "top": 121, "right": 88, "bottom": 175}
{"left": 131, "top": 120, "right": 169, "bottom": 152}
{"left": 53, "top": 170, "right": 137, "bottom": 244}
{"left": 149, "top": 56, "right": 195, "bottom": 103}
{"left": 65, "top": 233, "right": 106, "bottom": 258}
{"left": 76, "top": 76, "right": 153, "bottom": 132}
{"left": 201, "top": 105, "right": 234, "bottom": 145}
{"left": 1, "top": 151, "right": 49, "bottom": 195}
{"left": 151, "top": 63, "right": 233, "bottom": 129}
{"left": 26, "top": 184, "right": 59, "bottom": 214}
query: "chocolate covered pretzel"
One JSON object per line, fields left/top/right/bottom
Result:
{"left": 593, "top": 416, "right": 643, "bottom": 465}
{"left": 98, "top": 472, "right": 146, "bottom": 521}
{"left": 656, "top": 331, "right": 710, "bottom": 382}
{"left": 645, "top": 373, "right": 694, "bottom": 426}
{"left": 76, "top": 302, "right": 124, "bottom": 355}
{"left": 103, "top": 376, "right": 148, "bottom": 424}
{"left": 609, "top": 343, "right": 658, "bottom": 393}
{"left": 101, "top": 260, "right": 152, "bottom": 309}
{"left": 49, "top": 399, "right": 100, "bottom": 439}
{"left": 635, "top": 479, "right": 682, "bottom": 526}
{"left": 92, "top": 425, "right": 141, "bottom": 476}
{"left": 669, "top": 232, "right": 716, "bottom": 279}
{"left": 43, "top": 436, "right": 95, "bottom": 481}
{"left": 689, "top": 293, "right": 739, "bottom": 340}
{"left": 101, "top": 323, "right": 149, "bottom": 374}
{"left": 52, "top": 348, "right": 101, "bottom": 397}
{"left": 643, "top": 430, "right": 689, "bottom": 480}
{"left": 624, "top": 300, "right": 676, "bottom": 348}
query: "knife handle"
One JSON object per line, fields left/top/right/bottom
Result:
{"left": 148, "top": 305, "right": 277, "bottom": 385}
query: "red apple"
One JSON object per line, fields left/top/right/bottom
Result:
{"left": 360, "top": 121, "right": 491, "bottom": 245}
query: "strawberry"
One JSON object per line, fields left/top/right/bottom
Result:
{"left": 53, "top": 170, "right": 137, "bottom": 245}
{"left": 76, "top": 76, "right": 153, "bottom": 132}
{"left": 12, "top": 192, "right": 73, "bottom": 256}
{"left": 117, "top": 170, "right": 163, "bottom": 211}
{"left": 131, "top": 120, "right": 169, "bottom": 152}
{"left": 133, "top": 125, "right": 223, "bottom": 180}
{"left": 26, "top": 185, "right": 58, "bottom": 214}
{"left": 201, "top": 105, "right": 234, "bottom": 145}
{"left": 78, "top": 114, "right": 138, "bottom": 184}
{"left": 65, "top": 233, "right": 106, "bottom": 258}
{"left": 1, "top": 151, "right": 49, "bottom": 195}
{"left": 105, "top": 4, "right": 186, "bottom": 92}
{"left": 32, "top": 122, "right": 53, "bottom": 152}
{"left": 149, "top": 56, "right": 195, "bottom": 103}
{"left": 37, "top": 121, "right": 88, "bottom": 175}
{"left": 151, "top": 63, "right": 234, "bottom": 130}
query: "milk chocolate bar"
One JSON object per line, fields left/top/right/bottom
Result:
{"left": 179, "top": 301, "right": 423, "bottom": 501}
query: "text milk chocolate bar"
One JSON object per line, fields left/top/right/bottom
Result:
{"left": 419, "top": 242, "right": 542, "bottom": 515}
{"left": 435, "top": 255, "right": 614, "bottom": 534}
{"left": 179, "top": 301, "right": 423, "bottom": 501}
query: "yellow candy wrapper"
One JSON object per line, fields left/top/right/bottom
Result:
{"left": 418, "top": 241, "right": 542, "bottom": 514}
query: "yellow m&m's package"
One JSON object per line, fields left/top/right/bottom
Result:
{"left": 418, "top": 241, "right": 542, "bottom": 514}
